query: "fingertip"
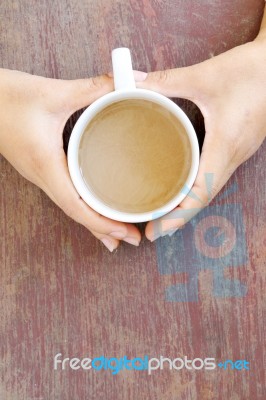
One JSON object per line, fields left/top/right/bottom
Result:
{"left": 145, "top": 203, "right": 199, "bottom": 241}
{"left": 145, "top": 220, "right": 163, "bottom": 242}
{"left": 68, "top": 74, "right": 114, "bottom": 111}
{"left": 133, "top": 70, "right": 148, "bottom": 82}
{"left": 122, "top": 237, "right": 140, "bottom": 246}
{"left": 123, "top": 223, "right": 142, "bottom": 241}
{"left": 146, "top": 219, "right": 181, "bottom": 242}
{"left": 100, "top": 237, "right": 119, "bottom": 253}
{"left": 110, "top": 225, "right": 141, "bottom": 246}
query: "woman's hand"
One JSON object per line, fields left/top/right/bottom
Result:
{"left": 135, "top": 33, "right": 266, "bottom": 241}
{"left": 0, "top": 69, "right": 141, "bottom": 251}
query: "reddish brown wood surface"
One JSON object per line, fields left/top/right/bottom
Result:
{"left": 0, "top": 1, "right": 265, "bottom": 399}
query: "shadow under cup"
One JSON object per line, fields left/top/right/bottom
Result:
{"left": 78, "top": 97, "right": 194, "bottom": 217}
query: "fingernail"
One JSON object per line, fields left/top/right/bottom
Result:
{"left": 123, "top": 237, "right": 140, "bottom": 246}
{"left": 151, "top": 223, "right": 179, "bottom": 242}
{"left": 155, "top": 228, "right": 179, "bottom": 238}
{"left": 110, "top": 231, "right": 126, "bottom": 239}
{"left": 150, "top": 232, "right": 162, "bottom": 242}
{"left": 101, "top": 238, "right": 116, "bottom": 252}
{"left": 150, "top": 227, "right": 178, "bottom": 241}
{"left": 168, "top": 228, "right": 179, "bottom": 237}
{"left": 149, "top": 222, "right": 163, "bottom": 242}
{"left": 134, "top": 70, "right": 148, "bottom": 82}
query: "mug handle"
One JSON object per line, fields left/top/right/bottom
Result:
{"left": 112, "top": 48, "right": 136, "bottom": 91}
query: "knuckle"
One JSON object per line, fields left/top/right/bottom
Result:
{"left": 88, "top": 76, "right": 98, "bottom": 89}
{"left": 87, "top": 76, "right": 104, "bottom": 91}
{"left": 155, "top": 69, "right": 171, "bottom": 84}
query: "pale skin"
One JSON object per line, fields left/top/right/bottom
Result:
{"left": 0, "top": 7, "right": 265, "bottom": 250}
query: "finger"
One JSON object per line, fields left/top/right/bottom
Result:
{"left": 145, "top": 131, "right": 237, "bottom": 241}
{"left": 89, "top": 231, "right": 120, "bottom": 253}
{"left": 41, "top": 153, "right": 141, "bottom": 250}
{"left": 40, "top": 74, "right": 114, "bottom": 115}
{"left": 61, "top": 74, "right": 114, "bottom": 113}
{"left": 134, "top": 66, "right": 206, "bottom": 103}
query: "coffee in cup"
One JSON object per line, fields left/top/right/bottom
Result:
{"left": 79, "top": 99, "right": 192, "bottom": 213}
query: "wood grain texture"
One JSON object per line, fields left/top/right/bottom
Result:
{"left": 0, "top": 1, "right": 265, "bottom": 399}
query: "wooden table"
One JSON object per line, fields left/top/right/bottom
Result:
{"left": 0, "top": 1, "right": 265, "bottom": 399}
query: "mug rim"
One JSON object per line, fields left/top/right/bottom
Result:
{"left": 67, "top": 88, "right": 200, "bottom": 223}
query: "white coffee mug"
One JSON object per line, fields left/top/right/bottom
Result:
{"left": 67, "top": 48, "right": 199, "bottom": 223}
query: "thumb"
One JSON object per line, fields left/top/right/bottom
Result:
{"left": 134, "top": 66, "right": 202, "bottom": 101}
{"left": 63, "top": 74, "right": 114, "bottom": 112}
